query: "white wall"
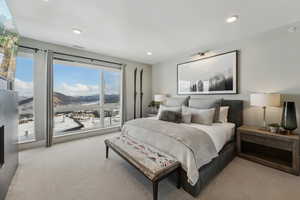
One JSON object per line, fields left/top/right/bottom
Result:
{"left": 19, "top": 37, "right": 152, "bottom": 138}
{"left": 152, "top": 24, "right": 300, "bottom": 132}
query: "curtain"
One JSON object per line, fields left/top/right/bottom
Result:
{"left": 121, "top": 64, "right": 127, "bottom": 126}
{"left": 45, "top": 50, "right": 54, "bottom": 147}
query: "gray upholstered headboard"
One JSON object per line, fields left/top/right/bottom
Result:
{"left": 221, "top": 100, "right": 243, "bottom": 127}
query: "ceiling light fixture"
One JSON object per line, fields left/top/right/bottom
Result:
{"left": 147, "top": 52, "right": 152, "bottom": 56}
{"left": 72, "top": 28, "right": 82, "bottom": 35}
{"left": 226, "top": 15, "right": 239, "bottom": 23}
{"left": 191, "top": 50, "right": 211, "bottom": 57}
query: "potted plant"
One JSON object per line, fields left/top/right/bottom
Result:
{"left": 148, "top": 101, "right": 159, "bottom": 114}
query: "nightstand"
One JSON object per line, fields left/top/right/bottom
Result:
{"left": 237, "top": 126, "right": 300, "bottom": 175}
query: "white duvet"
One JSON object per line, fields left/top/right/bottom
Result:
{"left": 149, "top": 117, "right": 235, "bottom": 153}
{"left": 123, "top": 117, "right": 235, "bottom": 185}
{"left": 183, "top": 122, "right": 235, "bottom": 153}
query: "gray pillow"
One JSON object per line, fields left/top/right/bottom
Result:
{"left": 157, "top": 105, "right": 181, "bottom": 119}
{"left": 164, "top": 96, "right": 190, "bottom": 107}
{"left": 186, "top": 107, "right": 215, "bottom": 125}
{"left": 188, "top": 98, "right": 222, "bottom": 122}
{"left": 159, "top": 111, "right": 182, "bottom": 123}
{"left": 181, "top": 106, "right": 192, "bottom": 123}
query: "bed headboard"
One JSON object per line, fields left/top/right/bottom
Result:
{"left": 221, "top": 100, "right": 243, "bottom": 127}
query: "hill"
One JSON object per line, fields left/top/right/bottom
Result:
{"left": 19, "top": 92, "right": 120, "bottom": 106}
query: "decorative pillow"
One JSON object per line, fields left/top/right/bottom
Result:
{"left": 186, "top": 107, "right": 215, "bottom": 125}
{"left": 157, "top": 105, "right": 181, "bottom": 119}
{"left": 159, "top": 110, "right": 182, "bottom": 123}
{"left": 219, "top": 106, "right": 229, "bottom": 123}
{"left": 164, "top": 96, "right": 190, "bottom": 107}
{"left": 181, "top": 106, "right": 192, "bottom": 123}
{"left": 188, "top": 98, "right": 222, "bottom": 123}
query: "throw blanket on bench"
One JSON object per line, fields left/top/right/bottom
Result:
{"left": 122, "top": 118, "right": 218, "bottom": 185}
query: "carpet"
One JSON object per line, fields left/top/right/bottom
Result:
{"left": 6, "top": 133, "right": 300, "bottom": 200}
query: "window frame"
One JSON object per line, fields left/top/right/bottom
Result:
{"left": 50, "top": 56, "right": 123, "bottom": 140}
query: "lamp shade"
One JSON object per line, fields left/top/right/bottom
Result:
{"left": 154, "top": 94, "right": 166, "bottom": 102}
{"left": 250, "top": 93, "right": 281, "bottom": 107}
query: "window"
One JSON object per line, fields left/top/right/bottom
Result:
{"left": 15, "top": 53, "right": 35, "bottom": 142}
{"left": 53, "top": 60, "right": 121, "bottom": 137}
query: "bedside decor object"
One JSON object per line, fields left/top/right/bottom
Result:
{"left": 177, "top": 51, "right": 238, "bottom": 95}
{"left": 281, "top": 101, "right": 297, "bottom": 134}
{"left": 154, "top": 94, "right": 166, "bottom": 103}
{"left": 154, "top": 94, "right": 166, "bottom": 108}
{"left": 250, "top": 93, "right": 281, "bottom": 130}
{"left": 148, "top": 101, "right": 158, "bottom": 114}
{"left": 148, "top": 94, "right": 167, "bottom": 114}
{"left": 268, "top": 123, "right": 280, "bottom": 133}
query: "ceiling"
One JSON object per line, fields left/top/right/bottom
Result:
{"left": 6, "top": 0, "right": 300, "bottom": 64}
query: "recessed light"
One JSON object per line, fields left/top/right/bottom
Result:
{"left": 226, "top": 15, "right": 239, "bottom": 23}
{"left": 288, "top": 26, "right": 297, "bottom": 33}
{"left": 147, "top": 52, "right": 152, "bottom": 56}
{"left": 72, "top": 28, "right": 82, "bottom": 35}
{"left": 43, "top": 0, "right": 49, "bottom": 2}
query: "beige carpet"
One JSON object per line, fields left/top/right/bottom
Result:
{"left": 6, "top": 133, "right": 300, "bottom": 200}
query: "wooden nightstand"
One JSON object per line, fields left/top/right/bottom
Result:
{"left": 237, "top": 126, "right": 300, "bottom": 175}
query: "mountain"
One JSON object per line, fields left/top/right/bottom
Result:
{"left": 19, "top": 92, "right": 120, "bottom": 106}
{"left": 53, "top": 92, "right": 99, "bottom": 106}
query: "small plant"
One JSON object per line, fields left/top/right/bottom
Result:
{"left": 148, "top": 100, "right": 156, "bottom": 108}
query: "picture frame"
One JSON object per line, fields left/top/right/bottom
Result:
{"left": 177, "top": 50, "right": 238, "bottom": 95}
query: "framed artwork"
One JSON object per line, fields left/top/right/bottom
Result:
{"left": 177, "top": 50, "right": 238, "bottom": 95}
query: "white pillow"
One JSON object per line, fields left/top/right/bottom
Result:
{"left": 181, "top": 106, "right": 192, "bottom": 123}
{"left": 186, "top": 107, "right": 215, "bottom": 125}
{"left": 157, "top": 105, "right": 181, "bottom": 119}
{"left": 219, "top": 106, "right": 229, "bottom": 123}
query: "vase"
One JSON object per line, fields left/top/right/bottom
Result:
{"left": 281, "top": 101, "right": 297, "bottom": 134}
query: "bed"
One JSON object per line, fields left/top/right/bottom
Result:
{"left": 176, "top": 100, "right": 243, "bottom": 196}
{"left": 122, "top": 99, "right": 243, "bottom": 197}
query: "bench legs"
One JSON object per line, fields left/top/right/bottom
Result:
{"left": 153, "top": 181, "right": 158, "bottom": 200}
{"left": 152, "top": 168, "right": 180, "bottom": 200}
{"left": 106, "top": 145, "right": 109, "bottom": 159}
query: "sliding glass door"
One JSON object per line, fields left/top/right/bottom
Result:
{"left": 52, "top": 59, "right": 121, "bottom": 137}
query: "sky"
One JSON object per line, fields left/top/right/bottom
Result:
{"left": 15, "top": 56, "right": 120, "bottom": 97}
{"left": 0, "top": 0, "right": 12, "bottom": 21}
{"left": 0, "top": 0, "right": 16, "bottom": 31}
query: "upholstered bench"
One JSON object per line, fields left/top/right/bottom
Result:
{"left": 105, "top": 135, "right": 181, "bottom": 200}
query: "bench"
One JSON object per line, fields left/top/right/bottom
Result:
{"left": 105, "top": 135, "right": 181, "bottom": 200}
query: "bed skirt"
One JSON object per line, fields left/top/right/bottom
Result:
{"left": 169, "top": 140, "right": 236, "bottom": 197}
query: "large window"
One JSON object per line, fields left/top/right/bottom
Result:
{"left": 15, "top": 53, "right": 35, "bottom": 142}
{"left": 53, "top": 60, "right": 121, "bottom": 137}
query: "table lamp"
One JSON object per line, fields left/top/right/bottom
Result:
{"left": 154, "top": 94, "right": 166, "bottom": 103}
{"left": 250, "top": 93, "right": 281, "bottom": 130}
